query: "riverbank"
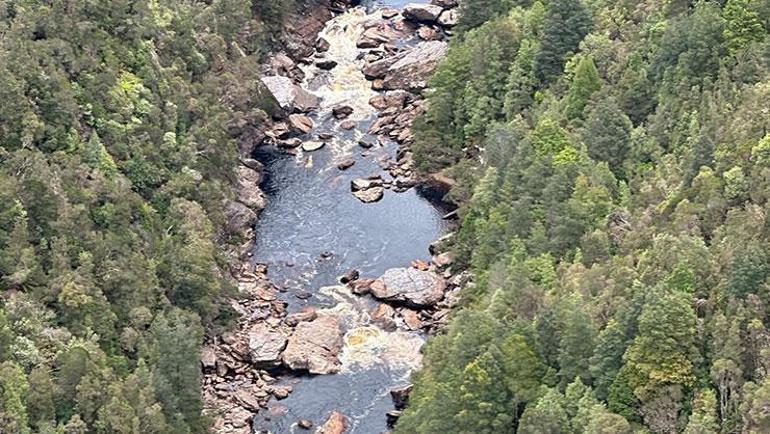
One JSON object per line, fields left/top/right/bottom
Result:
{"left": 205, "top": 2, "right": 465, "bottom": 433}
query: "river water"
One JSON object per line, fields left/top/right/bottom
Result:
{"left": 250, "top": 1, "right": 446, "bottom": 432}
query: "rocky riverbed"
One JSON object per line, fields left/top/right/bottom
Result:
{"left": 207, "top": 2, "right": 465, "bottom": 433}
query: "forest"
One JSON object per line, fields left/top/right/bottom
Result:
{"left": 0, "top": 0, "right": 294, "bottom": 432}
{"left": 395, "top": 0, "right": 770, "bottom": 432}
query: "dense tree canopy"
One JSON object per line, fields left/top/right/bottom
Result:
{"left": 0, "top": 0, "right": 294, "bottom": 432}
{"left": 399, "top": 0, "right": 770, "bottom": 432}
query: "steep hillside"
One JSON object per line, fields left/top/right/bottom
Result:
{"left": 397, "top": 0, "right": 770, "bottom": 432}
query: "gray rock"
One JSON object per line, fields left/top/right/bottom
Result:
{"left": 351, "top": 177, "right": 383, "bottom": 191}
{"left": 224, "top": 201, "right": 257, "bottom": 236}
{"left": 301, "top": 141, "right": 325, "bottom": 152}
{"left": 369, "top": 268, "right": 446, "bottom": 307}
{"left": 353, "top": 187, "right": 384, "bottom": 203}
{"left": 357, "top": 25, "right": 402, "bottom": 48}
{"left": 261, "top": 76, "right": 319, "bottom": 113}
{"left": 201, "top": 346, "right": 217, "bottom": 370}
{"left": 237, "top": 165, "right": 267, "bottom": 210}
{"left": 248, "top": 324, "right": 288, "bottom": 365}
{"left": 282, "top": 316, "right": 343, "bottom": 374}
{"left": 363, "top": 41, "right": 448, "bottom": 91}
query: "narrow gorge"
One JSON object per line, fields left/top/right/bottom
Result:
{"left": 202, "top": 1, "right": 464, "bottom": 432}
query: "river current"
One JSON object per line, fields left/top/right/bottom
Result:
{"left": 249, "top": 1, "right": 446, "bottom": 432}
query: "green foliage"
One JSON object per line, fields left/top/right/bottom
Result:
{"left": 402, "top": 0, "right": 770, "bottom": 432}
{"left": 565, "top": 55, "right": 602, "bottom": 119}
{"left": 0, "top": 0, "right": 290, "bottom": 431}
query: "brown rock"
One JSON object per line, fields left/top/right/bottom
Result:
{"left": 285, "top": 307, "right": 318, "bottom": 327}
{"left": 288, "top": 114, "right": 314, "bottom": 135}
{"left": 235, "top": 389, "right": 262, "bottom": 411}
{"left": 337, "top": 158, "right": 356, "bottom": 171}
{"left": 418, "top": 26, "right": 440, "bottom": 41}
{"left": 282, "top": 316, "right": 343, "bottom": 374}
{"left": 400, "top": 309, "right": 423, "bottom": 331}
{"left": 357, "top": 25, "right": 402, "bottom": 48}
{"left": 318, "top": 411, "right": 348, "bottom": 434}
{"left": 371, "top": 303, "right": 397, "bottom": 331}
{"left": 339, "top": 120, "right": 357, "bottom": 130}
{"left": 332, "top": 105, "right": 354, "bottom": 119}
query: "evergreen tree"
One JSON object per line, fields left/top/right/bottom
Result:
{"left": 565, "top": 56, "right": 602, "bottom": 120}
{"left": 533, "top": 0, "right": 592, "bottom": 84}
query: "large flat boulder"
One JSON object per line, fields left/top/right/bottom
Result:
{"left": 403, "top": 4, "right": 444, "bottom": 22}
{"left": 370, "top": 268, "right": 446, "bottom": 307}
{"left": 260, "top": 76, "right": 320, "bottom": 114}
{"left": 282, "top": 316, "right": 343, "bottom": 374}
{"left": 248, "top": 324, "right": 288, "bottom": 365}
{"left": 363, "top": 41, "right": 448, "bottom": 91}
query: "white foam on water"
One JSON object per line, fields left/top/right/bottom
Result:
{"left": 300, "top": 7, "right": 384, "bottom": 160}
{"left": 317, "top": 285, "right": 424, "bottom": 373}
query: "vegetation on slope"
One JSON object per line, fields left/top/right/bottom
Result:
{"left": 398, "top": 0, "right": 770, "bottom": 432}
{"left": 0, "top": 1, "right": 295, "bottom": 432}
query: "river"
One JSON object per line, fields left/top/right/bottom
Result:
{"left": 249, "top": 1, "right": 448, "bottom": 432}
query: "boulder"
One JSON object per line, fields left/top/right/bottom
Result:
{"left": 358, "top": 136, "right": 379, "bottom": 149}
{"left": 318, "top": 411, "right": 348, "bottom": 434}
{"left": 400, "top": 308, "right": 423, "bottom": 330}
{"left": 298, "top": 419, "right": 313, "bottom": 430}
{"left": 418, "top": 26, "right": 441, "bottom": 41}
{"left": 351, "top": 177, "right": 383, "bottom": 191}
{"left": 363, "top": 41, "right": 448, "bottom": 91}
{"left": 371, "top": 303, "right": 397, "bottom": 331}
{"left": 285, "top": 307, "right": 318, "bottom": 327}
{"left": 339, "top": 120, "right": 357, "bottom": 130}
{"left": 357, "top": 25, "right": 402, "bottom": 48}
{"left": 277, "top": 137, "right": 303, "bottom": 148}
{"left": 369, "top": 90, "right": 412, "bottom": 110}
{"left": 316, "top": 59, "right": 338, "bottom": 70}
{"left": 248, "top": 324, "right": 288, "bottom": 365}
{"left": 353, "top": 187, "right": 384, "bottom": 203}
{"left": 201, "top": 346, "right": 217, "bottom": 370}
{"left": 237, "top": 165, "right": 267, "bottom": 210}
{"left": 301, "top": 141, "right": 325, "bottom": 152}
{"left": 432, "top": 0, "right": 458, "bottom": 6}
{"left": 337, "top": 158, "right": 356, "bottom": 171}
{"left": 234, "top": 389, "right": 262, "bottom": 412}
{"left": 288, "top": 114, "right": 314, "bottom": 135}
{"left": 339, "top": 269, "right": 360, "bottom": 284}
{"left": 402, "top": 4, "right": 444, "bottom": 23}
{"left": 224, "top": 201, "right": 257, "bottom": 236}
{"left": 381, "top": 8, "right": 399, "bottom": 19}
{"left": 333, "top": 105, "right": 355, "bottom": 120}
{"left": 437, "top": 9, "right": 459, "bottom": 27}
{"left": 369, "top": 268, "right": 446, "bottom": 307}
{"left": 282, "top": 316, "right": 343, "bottom": 374}
{"left": 260, "top": 76, "right": 319, "bottom": 113}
